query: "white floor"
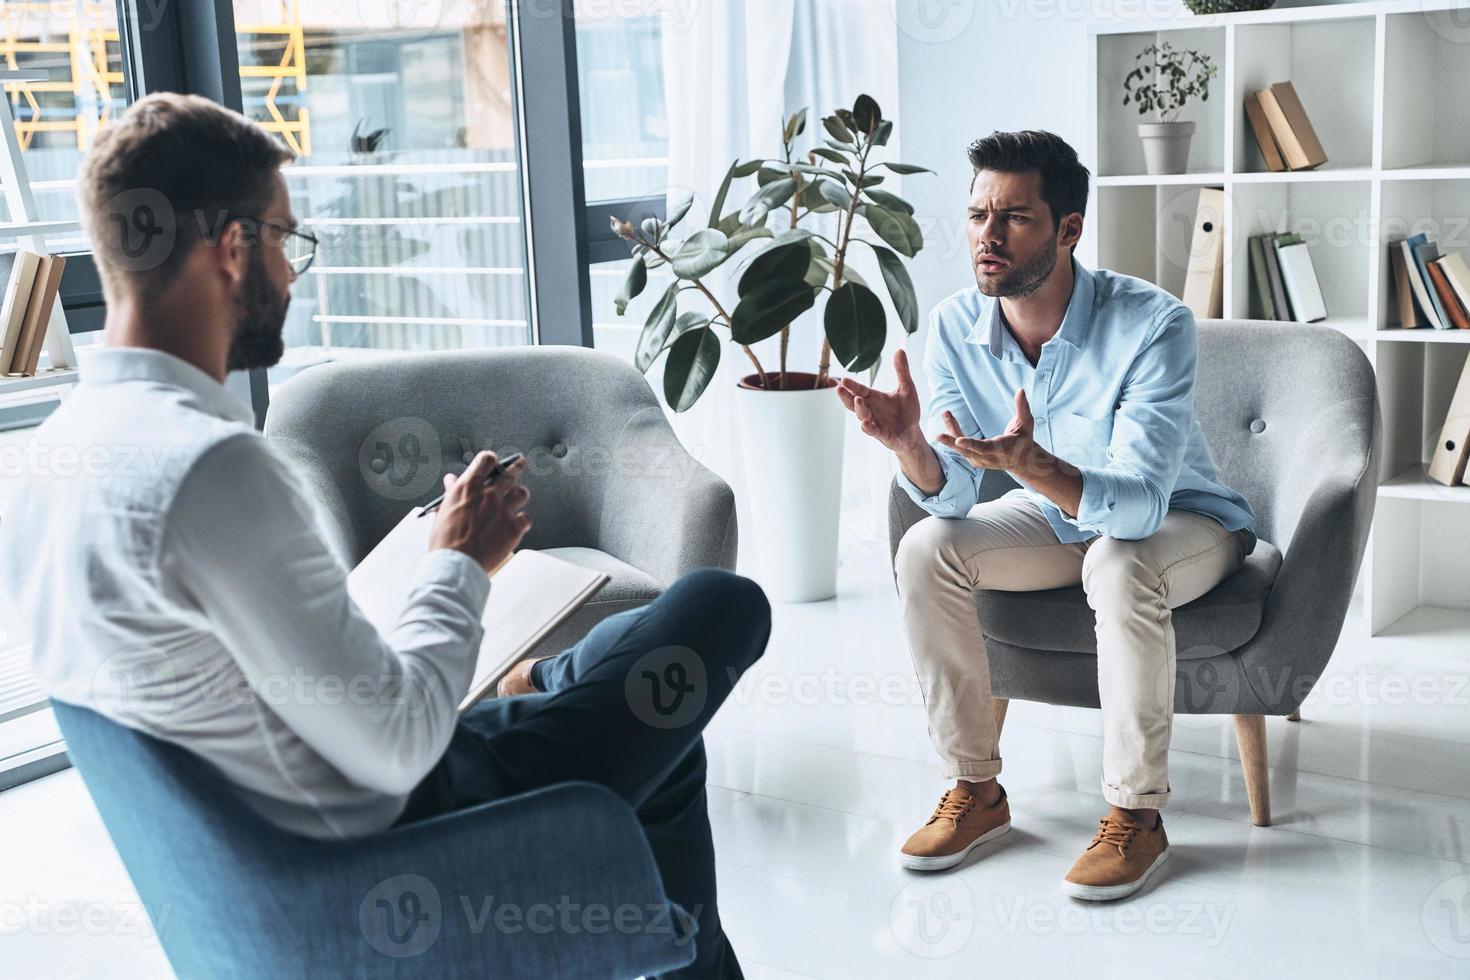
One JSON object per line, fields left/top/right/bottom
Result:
{"left": 4, "top": 541, "right": 1470, "bottom": 978}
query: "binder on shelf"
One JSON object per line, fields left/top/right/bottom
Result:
{"left": 1243, "top": 92, "right": 1286, "bottom": 173}
{"left": 1427, "top": 260, "right": 1470, "bottom": 329}
{"left": 1411, "top": 239, "right": 1452, "bottom": 331}
{"left": 1399, "top": 234, "right": 1443, "bottom": 330}
{"left": 0, "top": 251, "right": 42, "bottom": 373}
{"left": 1427, "top": 355, "right": 1470, "bottom": 487}
{"left": 1387, "top": 236, "right": 1426, "bottom": 329}
{"left": 1431, "top": 253, "right": 1470, "bottom": 328}
{"left": 1247, "top": 234, "right": 1278, "bottom": 320}
{"left": 1256, "top": 82, "right": 1327, "bottom": 171}
{"left": 7, "top": 254, "right": 66, "bottom": 377}
{"left": 1182, "top": 188, "right": 1225, "bottom": 319}
{"left": 1273, "top": 233, "right": 1327, "bottom": 323}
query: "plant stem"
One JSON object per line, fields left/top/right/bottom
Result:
{"left": 647, "top": 239, "right": 770, "bottom": 390}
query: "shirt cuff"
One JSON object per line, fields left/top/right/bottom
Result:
{"left": 418, "top": 548, "right": 492, "bottom": 616}
{"left": 895, "top": 447, "right": 974, "bottom": 518}
{"left": 1066, "top": 465, "right": 1118, "bottom": 532}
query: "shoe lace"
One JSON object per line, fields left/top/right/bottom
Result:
{"left": 1087, "top": 817, "right": 1139, "bottom": 858}
{"left": 929, "top": 792, "right": 975, "bottom": 828}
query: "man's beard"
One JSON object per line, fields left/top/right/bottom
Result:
{"left": 974, "top": 231, "right": 1059, "bottom": 299}
{"left": 225, "top": 250, "right": 290, "bottom": 372}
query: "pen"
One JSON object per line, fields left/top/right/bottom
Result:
{"left": 416, "top": 452, "right": 525, "bottom": 517}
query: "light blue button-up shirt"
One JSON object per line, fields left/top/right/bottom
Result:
{"left": 898, "top": 259, "right": 1256, "bottom": 554}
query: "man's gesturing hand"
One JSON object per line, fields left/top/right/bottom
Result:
{"left": 835, "top": 349, "right": 925, "bottom": 454}
{"left": 428, "top": 450, "right": 532, "bottom": 575}
{"left": 936, "top": 387, "right": 1037, "bottom": 472}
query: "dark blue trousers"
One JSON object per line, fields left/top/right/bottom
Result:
{"left": 397, "top": 568, "right": 771, "bottom": 979}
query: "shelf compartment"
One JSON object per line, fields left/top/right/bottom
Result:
{"left": 1382, "top": 11, "right": 1470, "bottom": 171}
{"left": 1380, "top": 464, "right": 1470, "bottom": 503}
{"left": 1096, "top": 183, "right": 1226, "bottom": 304}
{"left": 1095, "top": 27, "right": 1226, "bottom": 179}
{"left": 1376, "top": 178, "right": 1470, "bottom": 330}
{"left": 1232, "top": 17, "right": 1375, "bottom": 174}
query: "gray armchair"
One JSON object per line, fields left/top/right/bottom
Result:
{"left": 888, "top": 320, "right": 1380, "bottom": 826}
{"left": 265, "top": 345, "right": 736, "bottom": 658}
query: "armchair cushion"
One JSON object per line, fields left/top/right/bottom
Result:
{"left": 974, "top": 538, "right": 1283, "bottom": 658}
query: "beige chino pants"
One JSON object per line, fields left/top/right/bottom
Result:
{"left": 895, "top": 495, "right": 1249, "bottom": 810}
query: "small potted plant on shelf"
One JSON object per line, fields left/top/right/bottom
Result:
{"left": 1123, "top": 41, "right": 1218, "bottom": 175}
{"left": 609, "top": 94, "right": 932, "bottom": 602}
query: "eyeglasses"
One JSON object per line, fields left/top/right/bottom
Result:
{"left": 230, "top": 214, "right": 319, "bottom": 278}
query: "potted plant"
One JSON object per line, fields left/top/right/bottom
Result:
{"left": 1123, "top": 41, "right": 1218, "bottom": 175}
{"left": 609, "top": 94, "right": 932, "bottom": 601}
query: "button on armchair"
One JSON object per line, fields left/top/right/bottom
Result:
{"left": 264, "top": 345, "right": 737, "bottom": 657}
{"left": 888, "top": 320, "right": 1380, "bottom": 826}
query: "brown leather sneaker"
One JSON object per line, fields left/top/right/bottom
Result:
{"left": 1062, "top": 806, "right": 1170, "bottom": 901}
{"left": 900, "top": 784, "right": 1011, "bottom": 871}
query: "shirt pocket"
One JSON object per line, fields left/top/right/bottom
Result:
{"left": 1051, "top": 412, "right": 1114, "bottom": 468}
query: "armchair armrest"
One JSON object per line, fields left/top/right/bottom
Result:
{"left": 597, "top": 406, "right": 737, "bottom": 584}
{"left": 275, "top": 783, "right": 696, "bottom": 979}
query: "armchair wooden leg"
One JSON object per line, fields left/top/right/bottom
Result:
{"left": 1285, "top": 708, "right": 1301, "bottom": 722}
{"left": 993, "top": 698, "right": 1009, "bottom": 741}
{"left": 1233, "top": 714, "right": 1270, "bottom": 827}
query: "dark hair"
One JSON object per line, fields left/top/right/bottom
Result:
{"left": 78, "top": 92, "right": 295, "bottom": 300}
{"left": 966, "top": 130, "right": 1090, "bottom": 233}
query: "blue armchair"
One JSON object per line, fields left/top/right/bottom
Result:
{"left": 52, "top": 700, "right": 696, "bottom": 978}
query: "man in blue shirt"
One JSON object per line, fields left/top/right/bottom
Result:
{"left": 836, "top": 131, "right": 1255, "bottom": 901}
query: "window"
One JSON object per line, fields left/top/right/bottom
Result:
{"left": 232, "top": 1, "right": 533, "bottom": 395}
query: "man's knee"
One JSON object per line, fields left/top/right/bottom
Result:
{"left": 665, "top": 568, "right": 770, "bottom": 668}
{"left": 895, "top": 516, "right": 963, "bottom": 587}
{"left": 1082, "top": 538, "right": 1160, "bottom": 610}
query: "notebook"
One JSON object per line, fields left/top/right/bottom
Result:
{"left": 347, "top": 508, "right": 609, "bottom": 712}
{"left": 1273, "top": 233, "right": 1327, "bottom": 323}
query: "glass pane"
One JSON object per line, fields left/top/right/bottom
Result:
{"left": 232, "top": 1, "right": 532, "bottom": 394}
{"left": 575, "top": 3, "right": 668, "bottom": 202}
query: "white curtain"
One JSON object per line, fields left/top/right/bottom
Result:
{"left": 659, "top": 0, "right": 903, "bottom": 575}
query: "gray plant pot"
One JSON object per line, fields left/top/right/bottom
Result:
{"left": 1138, "top": 120, "right": 1196, "bottom": 175}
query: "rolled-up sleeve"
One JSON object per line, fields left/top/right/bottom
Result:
{"left": 1059, "top": 308, "right": 1197, "bottom": 540}
{"left": 163, "top": 432, "right": 489, "bottom": 796}
{"left": 897, "top": 312, "right": 985, "bottom": 518}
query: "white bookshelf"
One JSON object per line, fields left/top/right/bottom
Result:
{"left": 1087, "top": 0, "right": 1470, "bottom": 638}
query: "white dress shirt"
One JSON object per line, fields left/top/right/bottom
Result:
{"left": 0, "top": 346, "right": 490, "bottom": 838}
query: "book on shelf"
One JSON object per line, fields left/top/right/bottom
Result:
{"left": 1255, "top": 82, "right": 1327, "bottom": 171}
{"left": 1273, "top": 233, "right": 1326, "bottom": 322}
{"left": 1397, "top": 234, "right": 1443, "bottom": 329}
{"left": 1247, "top": 234, "right": 1277, "bottom": 319}
{"left": 6, "top": 254, "right": 66, "bottom": 377}
{"left": 1411, "top": 239, "right": 1452, "bottom": 331}
{"left": 1182, "top": 188, "right": 1225, "bottom": 319}
{"left": 1243, "top": 92, "right": 1286, "bottom": 173}
{"left": 1427, "top": 354, "right": 1470, "bottom": 487}
{"left": 1387, "top": 236, "right": 1426, "bottom": 329}
{"left": 1430, "top": 253, "right": 1470, "bottom": 330}
{"left": 1427, "top": 260, "right": 1470, "bottom": 329}
{"left": 1261, "top": 233, "right": 1292, "bottom": 320}
{"left": 0, "top": 251, "right": 42, "bottom": 374}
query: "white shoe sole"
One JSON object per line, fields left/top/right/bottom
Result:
{"left": 899, "top": 820, "right": 1012, "bottom": 872}
{"left": 1061, "top": 845, "right": 1170, "bottom": 901}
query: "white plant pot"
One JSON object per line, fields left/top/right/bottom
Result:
{"left": 1138, "top": 120, "right": 1196, "bottom": 175}
{"left": 734, "top": 373, "right": 845, "bottom": 603}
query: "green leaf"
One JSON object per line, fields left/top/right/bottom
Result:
{"left": 809, "top": 252, "right": 865, "bottom": 289}
{"left": 862, "top": 203, "right": 923, "bottom": 258}
{"left": 635, "top": 283, "right": 679, "bottom": 371}
{"left": 670, "top": 311, "right": 708, "bottom": 343}
{"left": 783, "top": 108, "right": 808, "bottom": 143}
{"left": 663, "top": 325, "right": 721, "bottom": 413}
{"left": 799, "top": 182, "right": 840, "bottom": 214}
{"left": 852, "top": 94, "right": 882, "bottom": 136}
{"left": 878, "top": 162, "right": 935, "bottom": 175}
{"left": 669, "top": 228, "right": 730, "bottom": 278}
{"left": 613, "top": 256, "right": 647, "bottom": 316}
{"left": 740, "top": 177, "right": 797, "bottom": 225}
{"left": 757, "top": 165, "right": 787, "bottom": 186}
{"left": 665, "top": 192, "right": 694, "bottom": 230}
{"left": 823, "top": 115, "right": 853, "bottom": 144}
{"left": 732, "top": 159, "right": 765, "bottom": 178}
{"left": 709, "top": 159, "right": 739, "bottom": 228}
{"left": 825, "top": 281, "right": 886, "bottom": 373}
{"left": 873, "top": 245, "right": 919, "bottom": 335}
{"left": 817, "top": 180, "right": 852, "bottom": 209}
{"left": 730, "top": 277, "right": 817, "bottom": 345}
{"left": 872, "top": 119, "right": 893, "bottom": 146}
{"left": 811, "top": 147, "right": 849, "bottom": 164}
{"left": 739, "top": 240, "right": 813, "bottom": 296}
{"left": 864, "top": 187, "right": 913, "bottom": 214}
{"left": 725, "top": 224, "right": 774, "bottom": 256}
